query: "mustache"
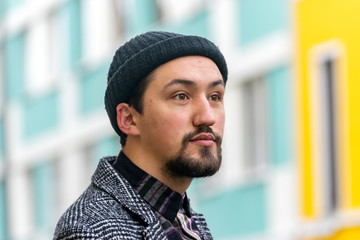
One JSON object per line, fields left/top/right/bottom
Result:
{"left": 182, "top": 125, "right": 222, "bottom": 146}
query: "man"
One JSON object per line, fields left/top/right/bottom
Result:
{"left": 54, "top": 31, "right": 228, "bottom": 240}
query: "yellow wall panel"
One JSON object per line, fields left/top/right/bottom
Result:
{"left": 302, "top": 226, "right": 360, "bottom": 240}
{"left": 295, "top": 0, "right": 360, "bottom": 220}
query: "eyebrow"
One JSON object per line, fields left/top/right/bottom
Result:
{"left": 163, "top": 79, "right": 195, "bottom": 89}
{"left": 209, "top": 79, "right": 225, "bottom": 88}
{"left": 163, "top": 78, "right": 224, "bottom": 89}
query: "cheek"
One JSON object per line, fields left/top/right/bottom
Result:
{"left": 157, "top": 115, "right": 186, "bottom": 137}
{"left": 220, "top": 114, "right": 225, "bottom": 127}
{"left": 151, "top": 113, "right": 189, "bottom": 147}
{"left": 215, "top": 112, "right": 225, "bottom": 136}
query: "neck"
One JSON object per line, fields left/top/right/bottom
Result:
{"left": 122, "top": 141, "right": 192, "bottom": 194}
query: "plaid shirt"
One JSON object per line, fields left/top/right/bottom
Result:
{"left": 113, "top": 152, "right": 202, "bottom": 240}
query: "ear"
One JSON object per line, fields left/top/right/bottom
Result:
{"left": 116, "top": 103, "right": 140, "bottom": 136}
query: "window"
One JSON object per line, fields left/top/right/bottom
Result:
{"left": 112, "top": 0, "right": 127, "bottom": 38}
{"left": 319, "top": 56, "right": 339, "bottom": 215}
{"left": 242, "top": 77, "right": 268, "bottom": 173}
{"left": 166, "top": 10, "right": 210, "bottom": 38}
{"left": 25, "top": 17, "right": 56, "bottom": 95}
{"left": 240, "top": 66, "right": 292, "bottom": 175}
{"left": 308, "top": 41, "right": 347, "bottom": 217}
{"left": 82, "top": 0, "right": 124, "bottom": 62}
{"left": 157, "top": 0, "right": 205, "bottom": 24}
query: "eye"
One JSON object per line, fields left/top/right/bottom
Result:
{"left": 173, "top": 93, "right": 189, "bottom": 101}
{"left": 209, "top": 93, "right": 222, "bottom": 102}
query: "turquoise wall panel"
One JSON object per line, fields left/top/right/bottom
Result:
{"left": 0, "top": 1, "right": 5, "bottom": 21}
{"left": 267, "top": 66, "right": 292, "bottom": 165}
{"left": 24, "top": 92, "right": 59, "bottom": 139}
{"left": 59, "top": 0, "right": 82, "bottom": 68}
{"left": 68, "top": 0, "right": 82, "bottom": 67}
{"left": 0, "top": 181, "right": 7, "bottom": 240}
{"left": 92, "top": 135, "right": 119, "bottom": 170}
{"left": 3, "top": 33, "right": 25, "bottom": 101}
{"left": 166, "top": 11, "right": 210, "bottom": 38}
{"left": 238, "top": 0, "right": 289, "bottom": 45}
{"left": 128, "top": 0, "right": 158, "bottom": 34}
{"left": 80, "top": 64, "right": 108, "bottom": 114}
{"left": 4, "top": 0, "right": 24, "bottom": 12}
{"left": 196, "top": 183, "right": 267, "bottom": 238}
{"left": 32, "top": 161, "right": 54, "bottom": 235}
{"left": 0, "top": 120, "right": 3, "bottom": 158}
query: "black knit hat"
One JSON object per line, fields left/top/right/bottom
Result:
{"left": 105, "top": 31, "right": 228, "bottom": 136}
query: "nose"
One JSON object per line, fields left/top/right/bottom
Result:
{"left": 193, "top": 96, "right": 216, "bottom": 127}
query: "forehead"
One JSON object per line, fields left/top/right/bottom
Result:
{"left": 148, "top": 56, "right": 223, "bottom": 87}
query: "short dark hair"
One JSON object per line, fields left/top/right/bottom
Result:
{"left": 119, "top": 72, "right": 154, "bottom": 147}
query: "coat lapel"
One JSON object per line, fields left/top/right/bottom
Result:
{"left": 92, "top": 157, "right": 159, "bottom": 225}
{"left": 92, "top": 157, "right": 213, "bottom": 240}
{"left": 142, "top": 221, "right": 168, "bottom": 240}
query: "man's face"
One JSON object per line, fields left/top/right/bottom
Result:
{"left": 135, "top": 56, "right": 225, "bottom": 178}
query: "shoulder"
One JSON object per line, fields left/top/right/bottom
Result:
{"left": 191, "top": 209, "right": 213, "bottom": 240}
{"left": 54, "top": 185, "right": 145, "bottom": 239}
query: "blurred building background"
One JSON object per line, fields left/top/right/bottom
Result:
{"left": 0, "top": 0, "right": 359, "bottom": 239}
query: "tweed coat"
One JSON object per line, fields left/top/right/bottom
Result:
{"left": 54, "top": 156, "right": 213, "bottom": 240}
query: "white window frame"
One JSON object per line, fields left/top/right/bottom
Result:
{"left": 308, "top": 40, "right": 349, "bottom": 218}
{"left": 241, "top": 76, "right": 268, "bottom": 175}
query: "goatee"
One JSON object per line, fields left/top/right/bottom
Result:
{"left": 164, "top": 125, "right": 222, "bottom": 178}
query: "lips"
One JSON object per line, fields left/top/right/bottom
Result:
{"left": 190, "top": 133, "right": 215, "bottom": 141}
{"left": 189, "top": 133, "right": 216, "bottom": 147}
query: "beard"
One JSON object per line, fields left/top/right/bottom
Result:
{"left": 164, "top": 125, "right": 222, "bottom": 178}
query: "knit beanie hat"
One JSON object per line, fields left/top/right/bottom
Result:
{"left": 105, "top": 31, "right": 228, "bottom": 137}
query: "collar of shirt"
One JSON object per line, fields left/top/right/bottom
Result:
{"left": 112, "top": 151, "right": 191, "bottom": 223}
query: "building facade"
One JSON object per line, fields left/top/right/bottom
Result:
{"left": 295, "top": 0, "right": 360, "bottom": 239}
{"left": 0, "top": 0, "right": 296, "bottom": 239}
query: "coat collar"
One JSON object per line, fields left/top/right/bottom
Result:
{"left": 91, "top": 156, "right": 212, "bottom": 239}
{"left": 91, "top": 156, "right": 161, "bottom": 226}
